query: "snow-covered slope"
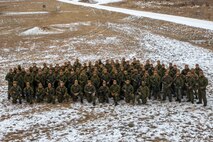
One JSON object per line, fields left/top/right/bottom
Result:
{"left": 1, "top": 21, "right": 213, "bottom": 141}
{"left": 58, "top": 0, "right": 213, "bottom": 30}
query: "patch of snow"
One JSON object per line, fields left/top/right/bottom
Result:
{"left": 2, "top": 11, "right": 49, "bottom": 16}
{"left": 20, "top": 27, "right": 63, "bottom": 36}
{"left": 52, "top": 22, "right": 91, "bottom": 28}
{"left": 72, "top": 0, "right": 123, "bottom": 4}
{"left": 135, "top": 1, "right": 175, "bottom": 8}
{"left": 58, "top": 0, "right": 213, "bottom": 30}
{"left": 0, "top": 0, "right": 29, "bottom": 2}
{"left": 93, "top": 0, "right": 123, "bottom": 5}
{"left": 52, "top": 21, "right": 91, "bottom": 31}
{"left": 2, "top": 48, "right": 10, "bottom": 52}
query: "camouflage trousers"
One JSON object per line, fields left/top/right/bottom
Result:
{"left": 175, "top": 87, "right": 182, "bottom": 103}
{"left": 112, "top": 93, "right": 119, "bottom": 105}
{"left": 57, "top": 94, "right": 70, "bottom": 103}
{"left": 46, "top": 95, "right": 57, "bottom": 104}
{"left": 72, "top": 93, "right": 83, "bottom": 103}
{"left": 98, "top": 93, "right": 109, "bottom": 103}
{"left": 136, "top": 95, "right": 147, "bottom": 104}
{"left": 12, "top": 94, "right": 22, "bottom": 104}
{"left": 152, "top": 87, "right": 161, "bottom": 100}
{"left": 163, "top": 88, "right": 172, "bottom": 102}
{"left": 198, "top": 89, "right": 207, "bottom": 106}
{"left": 187, "top": 88, "right": 194, "bottom": 103}
{"left": 25, "top": 94, "right": 33, "bottom": 104}
{"left": 193, "top": 84, "right": 199, "bottom": 99}
{"left": 36, "top": 94, "right": 44, "bottom": 103}
{"left": 125, "top": 93, "right": 135, "bottom": 104}
{"left": 86, "top": 93, "right": 96, "bottom": 104}
{"left": 8, "top": 84, "right": 12, "bottom": 100}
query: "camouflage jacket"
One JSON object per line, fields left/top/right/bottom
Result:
{"left": 9, "top": 86, "right": 22, "bottom": 96}
{"left": 23, "top": 87, "right": 34, "bottom": 96}
{"left": 84, "top": 85, "right": 96, "bottom": 94}
{"left": 110, "top": 84, "right": 120, "bottom": 94}
{"left": 122, "top": 84, "right": 134, "bottom": 94}
{"left": 198, "top": 76, "right": 208, "bottom": 90}
{"left": 45, "top": 87, "right": 55, "bottom": 96}
{"left": 137, "top": 85, "right": 149, "bottom": 97}
{"left": 98, "top": 86, "right": 110, "bottom": 95}
{"left": 71, "top": 84, "right": 82, "bottom": 94}
{"left": 56, "top": 86, "right": 68, "bottom": 96}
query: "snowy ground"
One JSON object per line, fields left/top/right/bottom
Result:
{"left": 0, "top": 19, "right": 213, "bottom": 141}
{"left": 0, "top": 0, "right": 213, "bottom": 141}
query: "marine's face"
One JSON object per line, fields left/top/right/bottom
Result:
{"left": 60, "top": 82, "right": 64, "bottom": 87}
{"left": 74, "top": 80, "right": 78, "bottom": 85}
{"left": 26, "top": 83, "right": 30, "bottom": 87}
{"left": 13, "top": 82, "right": 17, "bottom": 87}
{"left": 48, "top": 83, "right": 51, "bottom": 88}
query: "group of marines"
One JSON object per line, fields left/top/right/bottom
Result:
{"left": 5, "top": 58, "right": 208, "bottom": 106}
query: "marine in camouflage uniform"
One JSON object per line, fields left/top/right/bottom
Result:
{"left": 71, "top": 80, "right": 83, "bottom": 103}
{"left": 84, "top": 80, "right": 96, "bottom": 106}
{"left": 112, "top": 70, "right": 123, "bottom": 86}
{"left": 142, "top": 72, "right": 151, "bottom": 95}
{"left": 24, "top": 69, "right": 34, "bottom": 87}
{"left": 155, "top": 60, "right": 162, "bottom": 71}
{"left": 73, "top": 58, "right": 82, "bottom": 71}
{"left": 110, "top": 80, "right": 120, "bottom": 106}
{"left": 101, "top": 69, "right": 111, "bottom": 85}
{"left": 194, "top": 64, "right": 202, "bottom": 76}
{"left": 45, "top": 83, "right": 56, "bottom": 104}
{"left": 56, "top": 70, "right": 67, "bottom": 87}
{"left": 131, "top": 69, "right": 141, "bottom": 93}
{"left": 197, "top": 71, "right": 208, "bottom": 106}
{"left": 123, "top": 70, "right": 131, "bottom": 84}
{"left": 36, "top": 83, "right": 45, "bottom": 103}
{"left": 144, "top": 60, "right": 151, "bottom": 71}
{"left": 35, "top": 69, "right": 46, "bottom": 88}
{"left": 56, "top": 81, "right": 69, "bottom": 103}
{"left": 122, "top": 80, "right": 134, "bottom": 104}
{"left": 148, "top": 64, "right": 154, "bottom": 76}
{"left": 5, "top": 68, "right": 14, "bottom": 100}
{"left": 181, "top": 64, "right": 190, "bottom": 97}
{"left": 158, "top": 64, "right": 167, "bottom": 91}
{"left": 91, "top": 72, "right": 101, "bottom": 89}
{"left": 136, "top": 81, "right": 150, "bottom": 104}
{"left": 9, "top": 81, "right": 22, "bottom": 104}
{"left": 173, "top": 71, "right": 184, "bottom": 103}
{"left": 162, "top": 71, "right": 173, "bottom": 102}
{"left": 191, "top": 69, "right": 199, "bottom": 99}
{"left": 98, "top": 81, "right": 110, "bottom": 103}
{"left": 13, "top": 69, "right": 24, "bottom": 92}
{"left": 46, "top": 69, "right": 56, "bottom": 87}
{"left": 23, "top": 82, "right": 34, "bottom": 104}
{"left": 78, "top": 71, "right": 88, "bottom": 90}
{"left": 185, "top": 72, "right": 195, "bottom": 104}
{"left": 169, "top": 64, "right": 178, "bottom": 95}
{"left": 67, "top": 70, "right": 77, "bottom": 95}
{"left": 150, "top": 71, "right": 161, "bottom": 100}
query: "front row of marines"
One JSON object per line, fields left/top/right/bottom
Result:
{"left": 6, "top": 58, "right": 208, "bottom": 106}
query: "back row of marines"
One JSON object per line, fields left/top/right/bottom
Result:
{"left": 5, "top": 58, "right": 208, "bottom": 106}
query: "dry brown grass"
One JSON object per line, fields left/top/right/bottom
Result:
{"left": 109, "top": 0, "right": 213, "bottom": 21}
{"left": 0, "top": 0, "right": 212, "bottom": 50}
